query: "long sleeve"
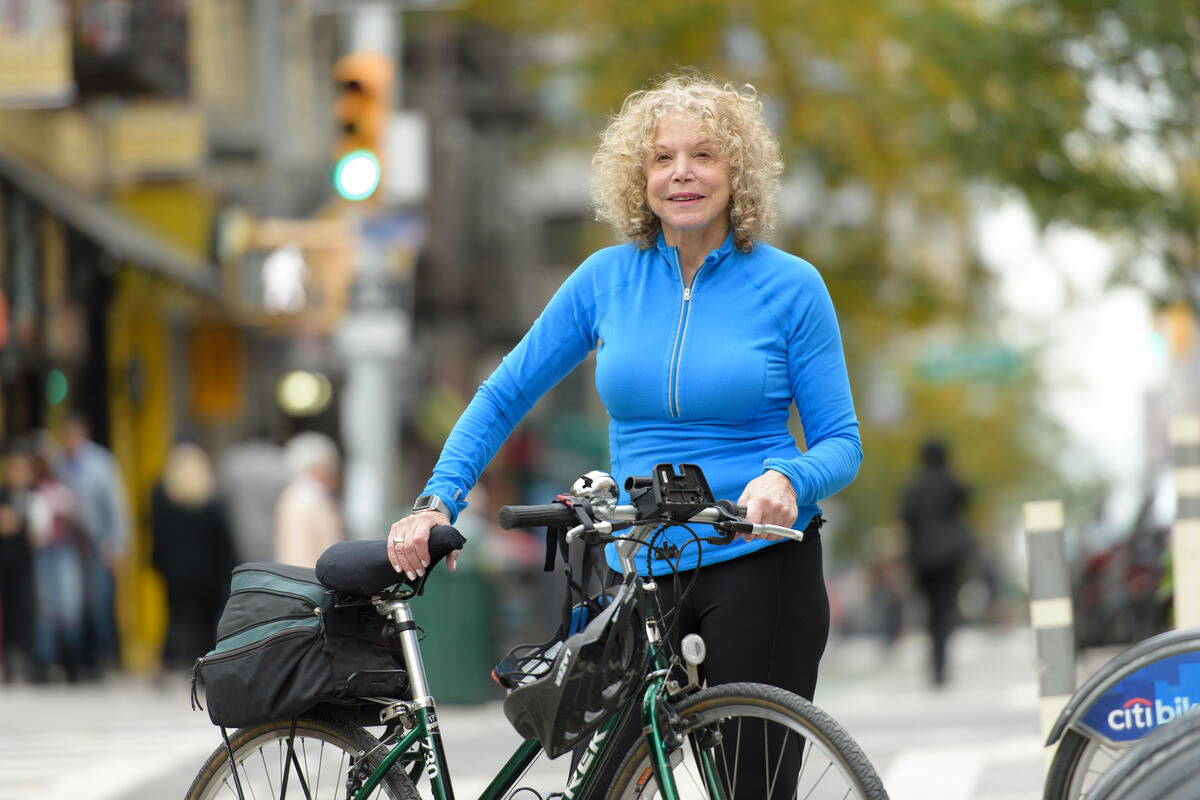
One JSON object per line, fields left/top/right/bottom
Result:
{"left": 420, "top": 263, "right": 600, "bottom": 521}
{"left": 761, "top": 266, "right": 862, "bottom": 506}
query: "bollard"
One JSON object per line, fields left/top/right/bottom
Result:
{"left": 1023, "top": 499, "right": 1075, "bottom": 770}
{"left": 1169, "top": 415, "right": 1200, "bottom": 629}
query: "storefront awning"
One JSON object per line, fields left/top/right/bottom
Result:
{"left": 0, "top": 146, "right": 219, "bottom": 297}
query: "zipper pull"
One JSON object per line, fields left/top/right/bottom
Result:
{"left": 683, "top": 287, "right": 691, "bottom": 302}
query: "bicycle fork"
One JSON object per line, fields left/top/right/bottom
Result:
{"left": 637, "top": 589, "right": 727, "bottom": 800}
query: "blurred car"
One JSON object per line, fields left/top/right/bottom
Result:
{"left": 1074, "top": 471, "right": 1173, "bottom": 649}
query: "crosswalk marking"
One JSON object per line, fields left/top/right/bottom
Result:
{"left": 0, "top": 730, "right": 216, "bottom": 800}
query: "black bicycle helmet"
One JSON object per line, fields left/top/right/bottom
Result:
{"left": 499, "top": 575, "right": 647, "bottom": 758}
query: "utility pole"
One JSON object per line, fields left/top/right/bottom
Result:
{"left": 337, "top": 2, "right": 406, "bottom": 541}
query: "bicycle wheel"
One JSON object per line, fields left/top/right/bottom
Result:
{"left": 1043, "top": 729, "right": 1125, "bottom": 800}
{"left": 186, "top": 710, "right": 419, "bottom": 799}
{"left": 606, "top": 682, "right": 887, "bottom": 800}
{"left": 1086, "top": 709, "right": 1200, "bottom": 800}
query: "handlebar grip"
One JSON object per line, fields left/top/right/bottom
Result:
{"left": 498, "top": 503, "right": 579, "bottom": 529}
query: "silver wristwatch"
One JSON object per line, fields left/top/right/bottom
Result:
{"left": 412, "top": 494, "right": 452, "bottom": 518}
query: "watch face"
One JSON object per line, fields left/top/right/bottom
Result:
{"left": 414, "top": 495, "right": 441, "bottom": 513}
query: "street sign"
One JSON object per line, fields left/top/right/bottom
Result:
{"left": 306, "top": 0, "right": 464, "bottom": 12}
{"left": 916, "top": 341, "right": 1024, "bottom": 383}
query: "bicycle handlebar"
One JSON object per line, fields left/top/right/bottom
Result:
{"left": 497, "top": 502, "right": 803, "bottom": 544}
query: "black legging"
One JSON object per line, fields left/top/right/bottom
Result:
{"left": 585, "top": 533, "right": 830, "bottom": 798}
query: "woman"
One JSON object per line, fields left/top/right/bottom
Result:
{"left": 389, "top": 71, "right": 860, "bottom": 726}
{"left": 151, "top": 442, "right": 237, "bottom": 671}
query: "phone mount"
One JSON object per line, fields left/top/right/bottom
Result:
{"left": 626, "top": 463, "right": 716, "bottom": 521}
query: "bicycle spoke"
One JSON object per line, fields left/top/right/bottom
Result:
{"left": 607, "top": 686, "right": 883, "bottom": 800}
{"left": 764, "top": 717, "right": 784, "bottom": 800}
{"left": 798, "top": 761, "right": 832, "bottom": 800}
{"left": 730, "top": 714, "right": 742, "bottom": 798}
{"left": 288, "top": 742, "right": 314, "bottom": 799}
{"left": 188, "top": 714, "right": 413, "bottom": 800}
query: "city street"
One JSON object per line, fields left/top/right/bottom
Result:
{"left": 0, "top": 625, "right": 1090, "bottom": 800}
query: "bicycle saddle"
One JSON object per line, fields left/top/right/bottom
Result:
{"left": 316, "top": 525, "right": 465, "bottom": 596}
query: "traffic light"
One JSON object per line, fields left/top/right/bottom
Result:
{"left": 332, "top": 51, "right": 394, "bottom": 202}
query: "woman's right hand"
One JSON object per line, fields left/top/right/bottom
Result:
{"left": 387, "top": 510, "right": 454, "bottom": 581}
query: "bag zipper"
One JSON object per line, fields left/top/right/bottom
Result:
{"left": 209, "top": 611, "right": 324, "bottom": 658}
{"left": 229, "top": 569, "right": 330, "bottom": 606}
{"left": 218, "top": 609, "right": 320, "bottom": 643}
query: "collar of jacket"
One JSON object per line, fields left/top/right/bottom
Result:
{"left": 653, "top": 228, "right": 737, "bottom": 273}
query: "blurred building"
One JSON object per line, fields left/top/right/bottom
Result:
{"left": 0, "top": 1, "right": 605, "bottom": 671}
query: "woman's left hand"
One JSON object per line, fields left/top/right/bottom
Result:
{"left": 736, "top": 470, "right": 798, "bottom": 542}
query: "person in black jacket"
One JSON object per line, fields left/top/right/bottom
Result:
{"left": 900, "top": 438, "right": 973, "bottom": 686}
{"left": 0, "top": 441, "right": 36, "bottom": 682}
{"left": 151, "top": 442, "right": 237, "bottom": 672}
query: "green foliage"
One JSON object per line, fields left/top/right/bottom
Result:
{"left": 455, "top": 0, "right": 1192, "bottom": 551}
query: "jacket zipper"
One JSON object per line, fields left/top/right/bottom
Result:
{"left": 668, "top": 249, "right": 704, "bottom": 418}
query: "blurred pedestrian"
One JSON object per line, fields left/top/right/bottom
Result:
{"left": 274, "top": 432, "right": 344, "bottom": 568}
{"left": 0, "top": 440, "right": 37, "bottom": 682}
{"left": 56, "top": 411, "right": 130, "bottom": 674}
{"left": 28, "top": 437, "right": 86, "bottom": 683}
{"left": 151, "top": 442, "right": 237, "bottom": 672}
{"left": 217, "top": 429, "right": 288, "bottom": 564}
{"left": 900, "top": 437, "right": 974, "bottom": 687}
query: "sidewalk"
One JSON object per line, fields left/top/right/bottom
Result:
{"left": 0, "top": 624, "right": 1123, "bottom": 800}
{"left": 817, "top": 625, "right": 1123, "bottom": 800}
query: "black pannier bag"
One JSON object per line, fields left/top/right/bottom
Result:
{"left": 192, "top": 561, "right": 407, "bottom": 728}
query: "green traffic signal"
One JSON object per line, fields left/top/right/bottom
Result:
{"left": 334, "top": 149, "right": 381, "bottom": 201}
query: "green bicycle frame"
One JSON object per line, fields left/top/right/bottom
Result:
{"left": 350, "top": 701, "right": 644, "bottom": 800}
{"left": 349, "top": 539, "right": 718, "bottom": 800}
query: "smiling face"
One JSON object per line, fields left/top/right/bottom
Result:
{"left": 645, "top": 112, "right": 732, "bottom": 250}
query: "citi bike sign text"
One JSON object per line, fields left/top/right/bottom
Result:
{"left": 1079, "top": 651, "right": 1200, "bottom": 743}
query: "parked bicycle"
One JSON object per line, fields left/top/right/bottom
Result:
{"left": 1083, "top": 699, "right": 1200, "bottom": 800}
{"left": 1042, "top": 626, "right": 1200, "bottom": 800}
{"left": 188, "top": 464, "right": 887, "bottom": 799}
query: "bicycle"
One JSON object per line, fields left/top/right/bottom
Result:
{"left": 187, "top": 464, "right": 888, "bottom": 800}
{"left": 1042, "top": 626, "right": 1200, "bottom": 800}
{"left": 1083, "top": 699, "right": 1200, "bottom": 800}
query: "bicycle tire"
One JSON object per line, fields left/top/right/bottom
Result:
{"left": 1043, "top": 729, "right": 1124, "bottom": 800}
{"left": 186, "top": 710, "right": 419, "bottom": 800}
{"left": 605, "top": 682, "right": 888, "bottom": 800}
{"left": 1086, "top": 709, "right": 1200, "bottom": 800}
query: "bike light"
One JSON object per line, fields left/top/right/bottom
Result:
{"left": 681, "top": 634, "right": 707, "bottom": 666}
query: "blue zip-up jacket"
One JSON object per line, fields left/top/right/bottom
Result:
{"left": 421, "top": 230, "right": 862, "bottom": 575}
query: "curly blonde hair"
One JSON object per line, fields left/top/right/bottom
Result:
{"left": 590, "top": 73, "right": 783, "bottom": 253}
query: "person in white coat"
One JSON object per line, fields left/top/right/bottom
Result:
{"left": 273, "top": 432, "right": 344, "bottom": 568}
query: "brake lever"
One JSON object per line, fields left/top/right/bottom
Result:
{"left": 704, "top": 500, "right": 752, "bottom": 545}
{"left": 704, "top": 522, "right": 751, "bottom": 545}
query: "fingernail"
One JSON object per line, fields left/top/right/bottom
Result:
{"left": 406, "top": 571, "right": 415, "bottom": 580}
{"left": 394, "top": 564, "right": 401, "bottom": 573}
{"left": 420, "top": 560, "right": 429, "bottom": 568}
{"left": 416, "top": 568, "right": 425, "bottom": 577}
